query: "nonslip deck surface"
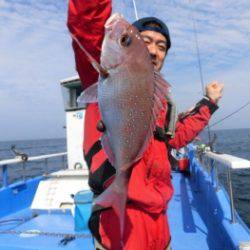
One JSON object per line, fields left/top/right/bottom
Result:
{"left": 168, "top": 172, "right": 224, "bottom": 250}
{"left": 0, "top": 172, "right": 227, "bottom": 250}
{"left": 0, "top": 208, "right": 93, "bottom": 250}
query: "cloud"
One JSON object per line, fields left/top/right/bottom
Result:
{"left": 113, "top": 0, "right": 250, "bottom": 129}
{"left": 0, "top": 0, "right": 249, "bottom": 141}
{"left": 168, "top": 56, "right": 250, "bottom": 130}
{"left": 0, "top": 0, "right": 74, "bottom": 141}
{"left": 114, "top": 0, "right": 250, "bottom": 70}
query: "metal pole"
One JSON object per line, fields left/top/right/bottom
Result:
{"left": 227, "top": 168, "right": 236, "bottom": 223}
{"left": 210, "top": 159, "right": 215, "bottom": 186}
{"left": 45, "top": 158, "right": 48, "bottom": 175}
{"left": 22, "top": 162, "right": 26, "bottom": 182}
{"left": 210, "top": 159, "right": 219, "bottom": 191}
{"left": 215, "top": 164, "right": 220, "bottom": 192}
{"left": 62, "top": 155, "right": 65, "bottom": 169}
{"left": 2, "top": 165, "right": 8, "bottom": 187}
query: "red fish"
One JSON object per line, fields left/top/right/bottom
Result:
{"left": 74, "top": 13, "right": 169, "bottom": 246}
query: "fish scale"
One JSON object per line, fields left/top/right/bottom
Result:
{"left": 76, "top": 13, "right": 170, "bottom": 247}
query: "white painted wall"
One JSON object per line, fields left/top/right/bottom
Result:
{"left": 66, "top": 109, "right": 88, "bottom": 170}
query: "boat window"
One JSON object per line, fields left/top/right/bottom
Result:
{"left": 61, "top": 83, "right": 85, "bottom": 111}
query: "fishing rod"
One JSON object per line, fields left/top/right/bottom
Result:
{"left": 209, "top": 101, "right": 250, "bottom": 128}
{"left": 132, "top": 0, "right": 139, "bottom": 20}
{"left": 188, "top": 0, "right": 213, "bottom": 149}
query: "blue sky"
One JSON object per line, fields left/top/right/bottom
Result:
{"left": 0, "top": 0, "right": 250, "bottom": 141}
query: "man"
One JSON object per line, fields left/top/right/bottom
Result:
{"left": 67, "top": 1, "right": 223, "bottom": 249}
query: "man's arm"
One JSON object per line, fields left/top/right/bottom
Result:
{"left": 67, "top": 1, "right": 115, "bottom": 196}
{"left": 67, "top": 0, "right": 112, "bottom": 89}
{"left": 168, "top": 81, "right": 224, "bottom": 149}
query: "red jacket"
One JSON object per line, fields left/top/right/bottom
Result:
{"left": 67, "top": 1, "right": 218, "bottom": 249}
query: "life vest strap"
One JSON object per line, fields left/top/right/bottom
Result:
{"left": 85, "top": 140, "right": 102, "bottom": 168}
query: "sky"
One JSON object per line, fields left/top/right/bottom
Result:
{"left": 0, "top": 0, "right": 250, "bottom": 141}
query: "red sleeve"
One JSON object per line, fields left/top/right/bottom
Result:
{"left": 168, "top": 98, "right": 218, "bottom": 150}
{"left": 67, "top": 0, "right": 112, "bottom": 90}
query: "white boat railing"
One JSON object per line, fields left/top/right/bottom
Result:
{"left": 205, "top": 151, "right": 250, "bottom": 170}
{"left": 0, "top": 152, "right": 67, "bottom": 188}
{"left": 201, "top": 150, "right": 250, "bottom": 223}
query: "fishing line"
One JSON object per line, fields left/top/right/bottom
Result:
{"left": 191, "top": 14, "right": 205, "bottom": 95}
{"left": 132, "top": 0, "right": 139, "bottom": 20}
{"left": 209, "top": 101, "right": 250, "bottom": 128}
{"left": 189, "top": 0, "right": 213, "bottom": 149}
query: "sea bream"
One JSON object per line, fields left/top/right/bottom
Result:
{"left": 74, "top": 13, "right": 169, "bottom": 240}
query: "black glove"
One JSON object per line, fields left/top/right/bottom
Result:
{"left": 153, "top": 126, "right": 167, "bottom": 142}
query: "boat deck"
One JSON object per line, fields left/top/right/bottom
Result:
{"left": 0, "top": 172, "right": 231, "bottom": 249}
{"left": 0, "top": 208, "right": 92, "bottom": 250}
{"left": 168, "top": 172, "right": 225, "bottom": 250}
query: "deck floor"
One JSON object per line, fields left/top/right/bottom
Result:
{"left": 0, "top": 209, "right": 93, "bottom": 250}
{"left": 0, "top": 172, "right": 226, "bottom": 250}
{"left": 168, "top": 172, "right": 224, "bottom": 250}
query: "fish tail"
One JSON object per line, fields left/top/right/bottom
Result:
{"left": 93, "top": 171, "right": 129, "bottom": 246}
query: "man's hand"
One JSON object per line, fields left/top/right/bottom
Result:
{"left": 205, "top": 81, "right": 224, "bottom": 104}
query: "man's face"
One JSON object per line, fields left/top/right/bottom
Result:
{"left": 140, "top": 30, "right": 167, "bottom": 71}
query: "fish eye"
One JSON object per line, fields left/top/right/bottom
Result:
{"left": 120, "top": 34, "right": 132, "bottom": 47}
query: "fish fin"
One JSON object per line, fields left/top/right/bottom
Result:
{"left": 154, "top": 71, "right": 171, "bottom": 89}
{"left": 132, "top": 72, "right": 170, "bottom": 164}
{"left": 153, "top": 95, "right": 163, "bottom": 116}
{"left": 77, "top": 82, "right": 98, "bottom": 104}
{"left": 152, "top": 71, "right": 171, "bottom": 125}
{"left": 71, "top": 33, "right": 109, "bottom": 78}
{"left": 101, "top": 133, "right": 115, "bottom": 166}
{"left": 93, "top": 172, "right": 128, "bottom": 243}
{"left": 154, "top": 71, "right": 171, "bottom": 102}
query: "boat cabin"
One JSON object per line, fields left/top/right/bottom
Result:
{"left": 60, "top": 76, "right": 87, "bottom": 171}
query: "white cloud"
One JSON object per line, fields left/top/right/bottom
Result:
{"left": 113, "top": 0, "right": 250, "bottom": 129}
{"left": 0, "top": 0, "right": 74, "bottom": 141}
{"left": 0, "top": 0, "right": 250, "bottom": 141}
{"left": 114, "top": 0, "right": 250, "bottom": 69}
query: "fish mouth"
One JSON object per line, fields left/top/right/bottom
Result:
{"left": 105, "top": 61, "right": 123, "bottom": 71}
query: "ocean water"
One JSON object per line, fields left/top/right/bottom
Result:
{"left": 0, "top": 129, "right": 250, "bottom": 227}
{"left": 200, "top": 128, "right": 250, "bottom": 227}
{"left": 0, "top": 138, "right": 67, "bottom": 186}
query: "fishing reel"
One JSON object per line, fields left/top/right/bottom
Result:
{"left": 10, "top": 145, "right": 29, "bottom": 161}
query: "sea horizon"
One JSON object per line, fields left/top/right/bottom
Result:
{"left": 1, "top": 127, "right": 250, "bottom": 143}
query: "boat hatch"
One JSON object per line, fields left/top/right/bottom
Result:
{"left": 31, "top": 169, "right": 89, "bottom": 212}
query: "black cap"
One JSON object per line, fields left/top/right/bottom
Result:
{"left": 132, "top": 17, "right": 171, "bottom": 50}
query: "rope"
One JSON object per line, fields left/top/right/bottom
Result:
{"left": 0, "top": 229, "right": 91, "bottom": 238}
{"left": 132, "top": 0, "right": 139, "bottom": 20}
